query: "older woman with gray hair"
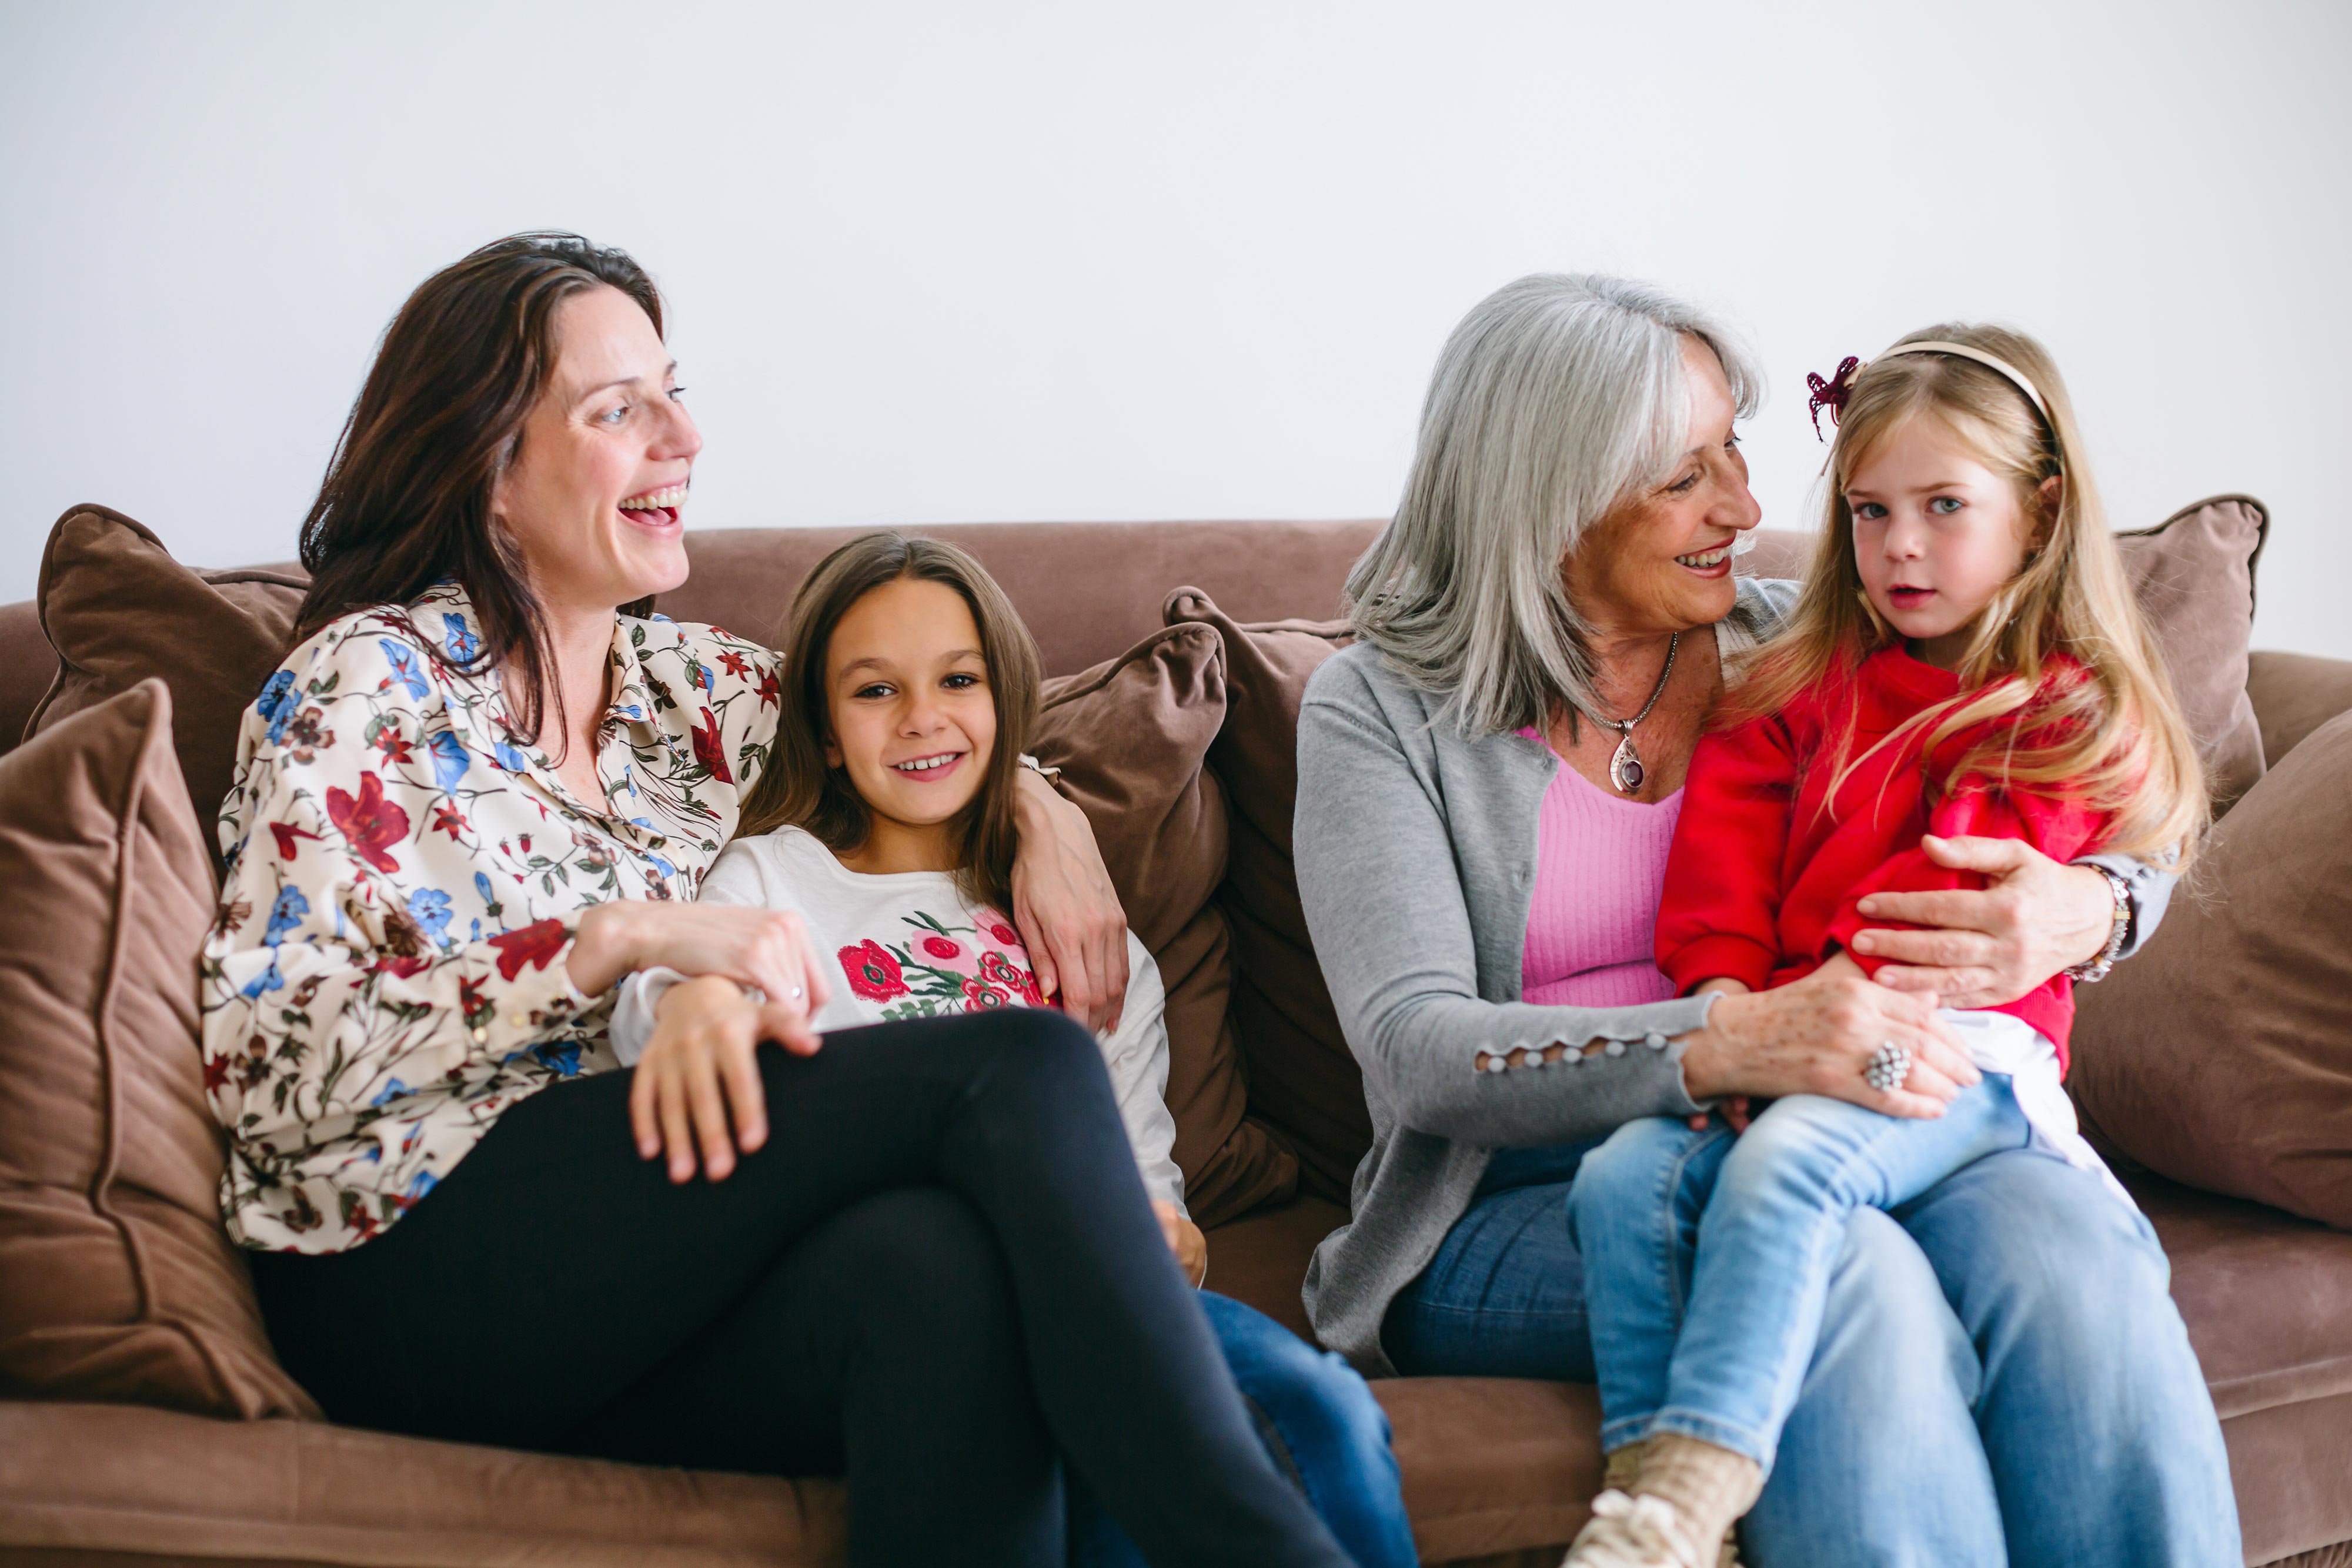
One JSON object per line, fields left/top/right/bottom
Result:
{"left": 1296, "top": 275, "right": 2237, "bottom": 1567}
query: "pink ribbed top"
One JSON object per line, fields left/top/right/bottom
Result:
{"left": 1519, "top": 738, "right": 1683, "bottom": 1009}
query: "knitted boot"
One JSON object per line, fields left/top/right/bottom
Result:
{"left": 1632, "top": 1435, "right": 1760, "bottom": 1566}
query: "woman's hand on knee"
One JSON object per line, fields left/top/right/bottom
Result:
{"left": 629, "top": 974, "right": 817, "bottom": 1183}
{"left": 573, "top": 901, "right": 833, "bottom": 1018}
{"left": 1679, "top": 962, "right": 1976, "bottom": 1121}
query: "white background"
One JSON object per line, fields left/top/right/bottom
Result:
{"left": 5, "top": 2, "right": 2347, "bottom": 654}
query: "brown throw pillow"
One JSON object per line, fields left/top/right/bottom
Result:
{"left": 1162, "top": 589, "right": 1369, "bottom": 1203}
{"left": 2112, "top": 495, "right": 2267, "bottom": 813}
{"left": 28, "top": 506, "right": 309, "bottom": 861}
{"left": 1034, "top": 624, "right": 1298, "bottom": 1226}
{"left": 2070, "top": 706, "right": 2352, "bottom": 1229}
{"left": 0, "top": 679, "right": 317, "bottom": 1418}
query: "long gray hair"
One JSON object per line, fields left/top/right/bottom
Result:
{"left": 1347, "top": 273, "right": 1762, "bottom": 737}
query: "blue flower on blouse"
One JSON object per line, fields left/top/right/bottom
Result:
{"left": 533, "top": 1040, "right": 583, "bottom": 1078}
{"left": 473, "top": 871, "right": 499, "bottom": 911}
{"left": 263, "top": 885, "right": 310, "bottom": 947}
{"left": 369, "top": 1077, "right": 410, "bottom": 1108}
{"left": 406, "top": 887, "right": 453, "bottom": 946}
{"left": 255, "top": 670, "right": 298, "bottom": 745}
{"left": 493, "top": 738, "right": 532, "bottom": 773}
{"left": 240, "top": 957, "right": 285, "bottom": 1000}
{"left": 380, "top": 641, "right": 430, "bottom": 700}
{"left": 650, "top": 855, "right": 677, "bottom": 879}
{"left": 405, "top": 1169, "right": 438, "bottom": 1200}
{"left": 440, "top": 613, "right": 479, "bottom": 664}
{"left": 427, "top": 731, "right": 470, "bottom": 792}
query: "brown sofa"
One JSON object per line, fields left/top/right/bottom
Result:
{"left": 4, "top": 514, "right": 2351, "bottom": 1568}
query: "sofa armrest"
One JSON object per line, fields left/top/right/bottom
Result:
{"left": 2248, "top": 650, "right": 2352, "bottom": 768}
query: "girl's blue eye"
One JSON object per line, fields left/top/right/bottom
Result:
{"left": 1853, "top": 502, "right": 1886, "bottom": 519}
{"left": 1930, "top": 496, "right": 1963, "bottom": 514}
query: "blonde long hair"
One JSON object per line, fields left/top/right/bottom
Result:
{"left": 1723, "top": 324, "right": 2207, "bottom": 866}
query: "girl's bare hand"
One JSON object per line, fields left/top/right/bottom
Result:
{"left": 629, "top": 974, "right": 821, "bottom": 1183}
{"left": 1678, "top": 961, "right": 1977, "bottom": 1120}
{"left": 1153, "top": 1199, "right": 1208, "bottom": 1288}
{"left": 572, "top": 900, "right": 832, "bottom": 1023}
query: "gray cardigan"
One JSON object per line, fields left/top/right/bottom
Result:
{"left": 1296, "top": 578, "right": 2171, "bottom": 1375}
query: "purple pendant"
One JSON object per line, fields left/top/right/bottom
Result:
{"left": 1609, "top": 735, "right": 1645, "bottom": 794}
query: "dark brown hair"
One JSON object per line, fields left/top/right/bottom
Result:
{"left": 292, "top": 231, "right": 664, "bottom": 748}
{"left": 737, "top": 533, "right": 1041, "bottom": 911}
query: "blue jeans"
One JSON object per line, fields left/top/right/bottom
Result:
{"left": 1069, "top": 1290, "right": 1417, "bottom": 1568}
{"left": 1385, "top": 1138, "right": 2240, "bottom": 1568}
{"left": 1573, "top": 1082, "right": 2036, "bottom": 1467}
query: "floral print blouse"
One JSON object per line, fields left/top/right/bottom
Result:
{"left": 199, "top": 580, "right": 780, "bottom": 1253}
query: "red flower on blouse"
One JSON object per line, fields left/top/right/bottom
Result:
{"left": 430, "top": 801, "right": 467, "bottom": 841}
{"left": 987, "top": 920, "right": 1021, "bottom": 947}
{"left": 717, "top": 651, "right": 753, "bottom": 680}
{"left": 841, "top": 940, "right": 907, "bottom": 1001}
{"left": 756, "top": 670, "right": 781, "bottom": 709}
{"left": 691, "top": 707, "right": 733, "bottom": 784}
{"left": 324, "top": 773, "right": 410, "bottom": 874}
{"left": 961, "top": 978, "right": 1011, "bottom": 1009}
{"left": 923, "top": 934, "right": 963, "bottom": 961}
{"left": 270, "top": 821, "right": 322, "bottom": 861}
{"left": 487, "top": 918, "right": 570, "bottom": 981}
{"left": 980, "top": 950, "right": 1022, "bottom": 986}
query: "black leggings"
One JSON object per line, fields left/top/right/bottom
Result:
{"left": 250, "top": 1011, "right": 1350, "bottom": 1568}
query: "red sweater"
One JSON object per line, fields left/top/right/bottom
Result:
{"left": 1656, "top": 647, "right": 2107, "bottom": 1066}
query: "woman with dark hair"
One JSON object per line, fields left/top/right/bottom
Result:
{"left": 201, "top": 233, "right": 1355, "bottom": 1568}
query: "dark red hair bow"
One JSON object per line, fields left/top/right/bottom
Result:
{"left": 1806, "top": 356, "right": 1862, "bottom": 441}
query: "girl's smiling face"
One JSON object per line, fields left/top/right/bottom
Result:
{"left": 1846, "top": 413, "right": 2052, "bottom": 669}
{"left": 822, "top": 576, "right": 998, "bottom": 863}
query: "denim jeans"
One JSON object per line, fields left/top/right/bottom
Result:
{"left": 1070, "top": 1290, "right": 1418, "bottom": 1568}
{"left": 1385, "top": 1138, "right": 2241, "bottom": 1568}
{"left": 1572, "top": 1081, "right": 2037, "bottom": 1467}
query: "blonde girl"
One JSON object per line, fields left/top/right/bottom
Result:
{"left": 1559, "top": 327, "right": 2231, "bottom": 1568}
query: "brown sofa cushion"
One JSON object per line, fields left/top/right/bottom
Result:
{"left": 2069, "top": 705, "right": 2352, "bottom": 1229}
{"left": 2113, "top": 495, "right": 2268, "bottom": 812}
{"left": 27, "top": 507, "right": 308, "bottom": 858}
{"left": 1162, "top": 589, "right": 1369, "bottom": 1202}
{"left": 0, "top": 680, "right": 315, "bottom": 1419}
{"left": 1034, "top": 624, "right": 1297, "bottom": 1226}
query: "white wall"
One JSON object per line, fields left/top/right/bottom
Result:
{"left": 5, "top": 1, "right": 2347, "bottom": 655}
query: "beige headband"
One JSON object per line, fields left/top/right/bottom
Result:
{"left": 1882, "top": 339, "right": 2053, "bottom": 426}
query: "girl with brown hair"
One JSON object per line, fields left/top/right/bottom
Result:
{"left": 609, "top": 530, "right": 1418, "bottom": 1568}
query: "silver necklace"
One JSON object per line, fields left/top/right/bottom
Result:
{"left": 1575, "top": 633, "right": 1679, "bottom": 794}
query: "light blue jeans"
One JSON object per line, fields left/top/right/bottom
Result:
{"left": 1387, "top": 1132, "right": 2241, "bottom": 1568}
{"left": 1573, "top": 1079, "right": 2042, "bottom": 1467}
{"left": 1069, "top": 1290, "right": 1418, "bottom": 1568}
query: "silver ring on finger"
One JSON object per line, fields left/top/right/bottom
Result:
{"left": 1863, "top": 1041, "right": 1913, "bottom": 1093}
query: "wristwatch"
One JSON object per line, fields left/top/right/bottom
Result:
{"left": 1017, "top": 753, "right": 1061, "bottom": 781}
{"left": 2063, "top": 865, "right": 2133, "bottom": 984}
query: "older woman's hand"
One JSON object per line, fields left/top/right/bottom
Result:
{"left": 630, "top": 974, "right": 821, "bottom": 1183}
{"left": 1010, "top": 768, "right": 1130, "bottom": 1034}
{"left": 1845, "top": 835, "right": 2115, "bottom": 1009}
{"left": 569, "top": 901, "right": 833, "bottom": 1017}
{"left": 1678, "top": 960, "right": 1979, "bottom": 1120}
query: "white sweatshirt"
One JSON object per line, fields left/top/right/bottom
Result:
{"left": 610, "top": 825, "right": 1185, "bottom": 1215}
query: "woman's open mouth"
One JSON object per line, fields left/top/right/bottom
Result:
{"left": 1674, "top": 543, "right": 1733, "bottom": 578}
{"left": 617, "top": 483, "right": 689, "bottom": 530}
{"left": 891, "top": 751, "right": 967, "bottom": 781}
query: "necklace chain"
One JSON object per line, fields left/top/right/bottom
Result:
{"left": 1578, "top": 632, "right": 1679, "bottom": 736}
